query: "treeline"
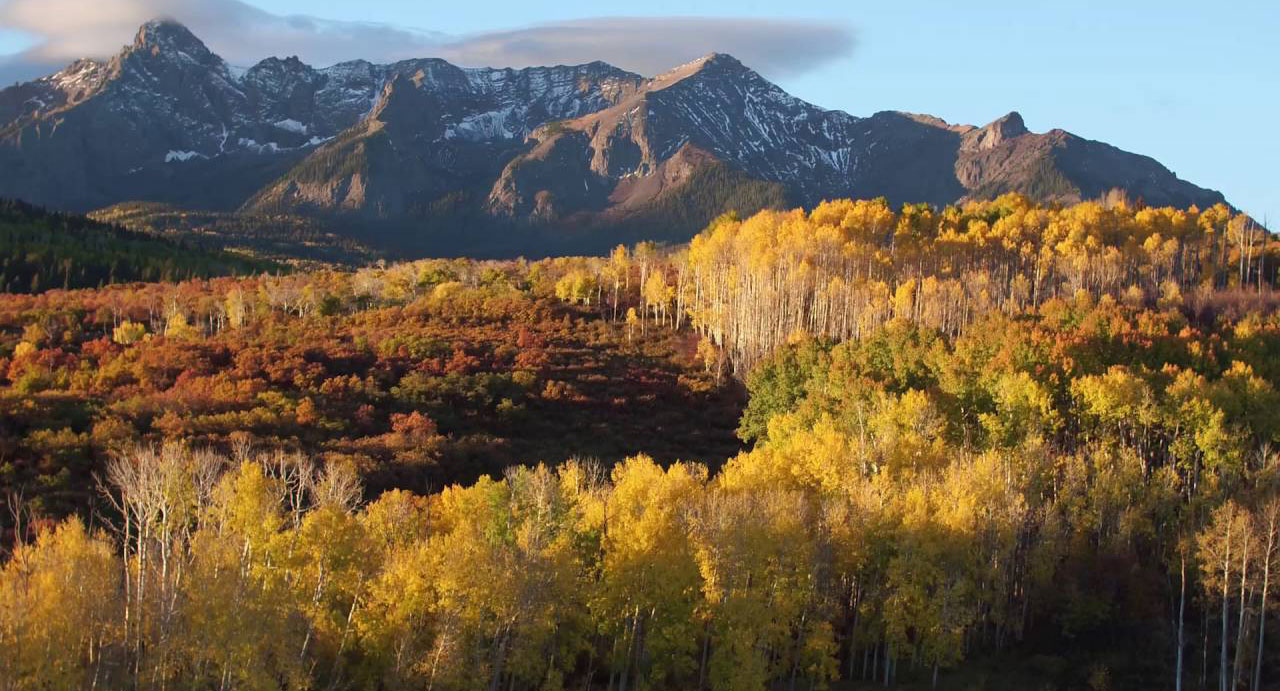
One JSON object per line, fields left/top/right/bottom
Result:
{"left": 603, "top": 161, "right": 790, "bottom": 248}
{"left": 0, "top": 198, "right": 276, "bottom": 293}
{"left": 6, "top": 298, "right": 1280, "bottom": 690}
{"left": 684, "top": 194, "right": 1270, "bottom": 371}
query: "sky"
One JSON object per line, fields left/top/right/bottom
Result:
{"left": 0, "top": 0, "right": 1276, "bottom": 222}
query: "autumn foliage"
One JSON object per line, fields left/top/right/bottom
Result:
{"left": 1, "top": 194, "right": 1279, "bottom": 690}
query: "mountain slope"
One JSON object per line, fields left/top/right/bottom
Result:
{"left": 487, "top": 55, "right": 1224, "bottom": 228}
{"left": 953, "top": 112, "right": 1221, "bottom": 207}
{"left": 0, "top": 198, "right": 274, "bottom": 293}
{"left": 244, "top": 60, "right": 643, "bottom": 220}
{"left": 0, "top": 20, "right": 642, "bottom": 218}
{"left": 0, "top": 20, "right": 1230, "bottom": 257}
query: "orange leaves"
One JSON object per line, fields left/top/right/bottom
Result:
{"left": 390, "top": 411, "right": 438, "bottom": 440}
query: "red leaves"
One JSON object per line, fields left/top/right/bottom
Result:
{"left": 444, "top": 345, "right": 481, "bottom": 375}
{"left": 390, "top": 410, "right": 438, "bottom": 439}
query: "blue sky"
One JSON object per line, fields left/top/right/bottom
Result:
{"left": 0, "top": 0, "right": 1276, "bottom": 221}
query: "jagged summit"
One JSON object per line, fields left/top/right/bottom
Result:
{"left": 647, "top": 52, "right": 751, "bottom": 89}
{"left": 132, "top": 19, "right": 212, "bottom": 57}
{"left": 135, "top": 18, "right": 195, "bottom": 41}
{"left": 0, "top": 19, "right": 1231, "bottom": 255}
{"left": 992, "top": 111, "right": 1028, "bottom": 136}
{"left": 690, "top": 52, "right": 747, "bottom": 70}
{"left": 963, "top": 111, "right": 1030, "bottom": 151}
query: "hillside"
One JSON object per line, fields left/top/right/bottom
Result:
{"left": 0, "top": 195, "right": 1276, "bottom": 690}
{"left": 0, "top": 198, "right": 273, "bottom": 292}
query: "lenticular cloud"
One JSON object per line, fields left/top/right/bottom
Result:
{"left": 441, "top": 17, "right": 854, "bottom": 78}
{"left": 0, "top": 0, "right": 853, "bottom": 83}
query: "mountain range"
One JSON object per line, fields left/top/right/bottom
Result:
{"left": 0, "top": 20, "right": 1228, "bottom": 257}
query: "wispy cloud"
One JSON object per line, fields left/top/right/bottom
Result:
{"left": 0, "top": 0, "right": 447, "bottom": 82}
{"left": 0, "top": 0, "right": 854, "bottom": 84}
{"left": 441, "top": 17, "right": 854, "bottom": 78}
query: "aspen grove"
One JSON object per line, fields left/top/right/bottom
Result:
{"left": 2, "top": 194, "right": 1280, "bottom": 690}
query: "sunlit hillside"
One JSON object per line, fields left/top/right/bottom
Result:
{"left": 2, "top": 194, "right": 1278, "bottom": 689}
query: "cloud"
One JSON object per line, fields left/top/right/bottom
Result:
{"left": 441, "top": 17, "right": 854, "bottom": 78}
{"left": 0, "top": 0, "right": 448, "bottom": 79}
{"left": 0, "top": 0, "right": 853, "bottom": 84}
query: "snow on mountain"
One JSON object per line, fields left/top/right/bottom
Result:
{"left": 0, "top": 19, "right": 1230, "bottom": 249}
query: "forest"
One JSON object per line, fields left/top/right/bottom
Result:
{"left": 0, "top": 199, "right": 276, "bottom": 293}
{"left": 1, "top": 193, "right": 1278, "bottom": 690}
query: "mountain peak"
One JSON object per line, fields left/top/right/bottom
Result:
{"left": 687, "top": 52, "right": 749, "bottom": 76}
{"left": 697, "top": 52, "right": 740, "bottom": 66}
{"left": 132, "top": 19, "right": 212, "bottom": 59}
{"left": 963, "top": 111, "right": 1031, "bottom": 151}
{"left": 990, "top": 111, "right": 1028, "bottom": 137}
{"left": 646, "top": 51, "right": 750, "bottom": 91}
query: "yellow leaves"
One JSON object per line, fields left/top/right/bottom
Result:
{"left": 0, "top": 518, "right": 120, "bottom": 689}
{"left": 164, "top": 310, "right": 199, "bottom": 340}
{"left": 695, "top": 487, "right": 825, "bottom": 691}
{"left": 642, "top": 271, "right": 673, "bottom": 310}
{"left": 683, "top": 190, "right": 1248, "bottom": 377}
{"left": 353, "top": 540, "right": 437, "bottom": 673}
{"left": 429, "top": 280, "right": 464, "bottom": 303}
{"left": 870, "top": 389, "right": 947, "bottom": 475}
{"left": 1158, "top": 279, "right": 1182, "bottom": 307}
{"left": 11, "top": 340, "right": 36, "bottom": 358}
{"left": 421, "top": 465, "right": 587, "bottom": 684}
{"left": 881, "top": 474, "right": 980, "bottom": 671}
{"left": 20, "top": 322, "right": 50, "bottom": 347}
{"left": 722, "top": 414, "right": 854, "bottom": 494}
{"left": 112, "top": 319, "right": 148, "bottom": 345}
{"left": 184, "top": 528, "right": 307, "bottom": 690}
{"left": 292, "top": 504, "right": 375, "bottom": 647}
{"left": 598, "top": 457, "right": 706, "bottom": 677}
{"left": 609, "top": 243, "right": 630, "bottom": 272}
{"left": 607, "top": 456, "right": 705, "bottom": 580}
{"left": 798, "top": 620, "right": 840, "bottom": 686}
{"left": 892, "top": 279, "right": 916, "bottom": 321}
{"left": 212, "top": 461, "right": 285, "bottom": 542}
{"left": 1071, "top": 365, "right": 1157, "bottom": 431}
{"left": 555, "top": 270, "right": 597, "bottom": 305}
{"left": 225, "top": 288, "right": 248, "bottom": 328}
{"left": 785, "top": 327, "right": 811, "bottom": 346}
{"left": 696, "top": 336, "right": 721, "bottom": 374}
{"left": 980, "top": 370, "right": 1060, "bottom": 447}
{"left": 1197, "top": 500, "right": 1249, "bottom": 591}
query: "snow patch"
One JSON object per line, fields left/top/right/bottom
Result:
{"left": 273, "top": 118, "right": 308, "bottom": 134}
{"left": 238, "top": 138, "right": 281, "bottom": 154}
{"left": 445, "top": 105, "right": 521, "bottom": 141}
{"left": 165, "top": 150, "right": 206, "bottom": 163}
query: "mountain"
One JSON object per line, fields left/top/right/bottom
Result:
{"left": 486, "top": 55, "right": 1222, "bottom": 219}
{"left": 0, "top": 21, "right": 641, "bottom": 216}
{"left": 242, "top": 58, "right": 642, "bottom": 221}
{"left": 0, "top": 20, "right": 1229, "bottom": 257}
